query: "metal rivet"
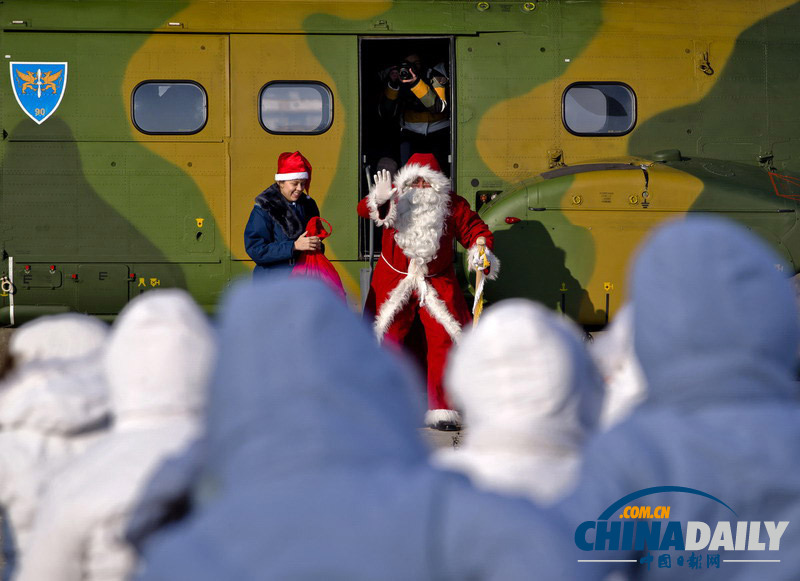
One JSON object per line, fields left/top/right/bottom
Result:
{"left": 523, "top": 2, "right": 536, "bottom": 11}
{"left": 477, "top": 2, "right": 490, "bottom": 11}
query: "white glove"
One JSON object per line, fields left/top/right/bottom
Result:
{"left": 469, "top": 238, "right": 493, "bottom": 273}
{"left": 372, "top": 169, "right": 396, "bottom": 205}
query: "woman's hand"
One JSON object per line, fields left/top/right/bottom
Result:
{"left": 294, "top": 231, "right": 321, "bottom": 252}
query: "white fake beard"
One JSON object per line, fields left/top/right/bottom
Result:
{"left": 393, "top": 187, "right": 450, "bottom": 266}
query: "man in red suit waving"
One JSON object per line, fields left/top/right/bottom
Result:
{"left": 358, "top": 153, "right": 499, "bottom": 430}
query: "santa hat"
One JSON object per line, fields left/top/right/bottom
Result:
{"left": 405, "top": 153, "right": 441, "bottom": 173}
{"left": 394, "top": 152, "right": 450, "bottom": 193}
{"left": 275, "top": 151, "right": 312, "bottom": 193}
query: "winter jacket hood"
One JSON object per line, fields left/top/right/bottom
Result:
{"left": 0, "top": 314, "right": 111, "bottom": 577}
{"left": 447, "top": 299, "right": 603, "bottom": 451}
{"left": 104, "top": 289, "right": 216, "bottom": 426}
{"left": 437, "top": 299, "right": 604, "bottom": 502}
{"left": 204, "top": 277, "right": 427, "bottom": 483}
{"left": 0, "top": 313, "right": 110, "bottom": 435}
{"left": 632, "top": 216, "right": 799, "bottom": 409}
{"left": 589, "top": 303, "right": 647, "bottom": 428}
{"left": 9, "top": 312, "right": 108, "bottom": 366}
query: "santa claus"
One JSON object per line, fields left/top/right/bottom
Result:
{"left": 357, "top": 153, "right": 499, "bottom": 430}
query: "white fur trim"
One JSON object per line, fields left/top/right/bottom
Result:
{"left": 419, "top": 282, "right": 463, "bottom": 342}
{"left": 425, "top": 409, "right": 462, "bottom": 426}
{"left": 374, "top": 274, "right": 416, "bottom": 342}
{"left": 468, "top": 244, "right": 500, "bottom": 281}
{"left": 275, "top": 171, "right": 308, "bottom": 181}
{"left": 374, "top": 270, "right": 462, "bottom": 344}
{"left": 366, "top": 189, "right": 398, "bottom": 228}
{"left": 394, "top": 163, "right": 450, "bottom": 194}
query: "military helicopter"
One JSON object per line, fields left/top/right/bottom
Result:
{"left": 2, "top": 0, "right": 799, "bottom": 326}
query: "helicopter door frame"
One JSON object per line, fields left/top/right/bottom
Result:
{"left": 357, "top": 35, "right": 456, "bottom": 261}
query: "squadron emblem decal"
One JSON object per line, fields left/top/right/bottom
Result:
{"left": 9, "top": 61, "right": 68, "bottom": 124}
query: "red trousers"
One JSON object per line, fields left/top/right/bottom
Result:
{"left": 384, "top": 292, "right": 455, "bottom": 410}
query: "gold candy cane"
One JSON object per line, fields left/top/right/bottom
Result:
{"left": 472, "top": 238, "right": 490, "bottom": 326}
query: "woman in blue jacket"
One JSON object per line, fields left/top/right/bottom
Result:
{"left": 244, "top": 151, "right": 322, "bottom": 276}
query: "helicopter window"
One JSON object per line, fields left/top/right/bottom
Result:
{"left": 132, "top": 81, "right": 207, "bottom": 134}
{"left": 562, "top": 82, "right": 636, "bottom": 136}
{"left": 259, "top": 82, "right": 333, "bottom": 135}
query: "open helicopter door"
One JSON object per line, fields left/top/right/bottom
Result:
{"left": 357, "top": 36, "right": 454, "bottom": 266}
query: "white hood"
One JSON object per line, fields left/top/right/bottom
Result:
{"left": 0, "top": 314, "right": 110, "bottom": 576}
{"left": 17, "top": 290, "right": 216, "bottom": 581}
{"left": 9, "top": 312, "right": 108, "bottom": 366}
{"left": 589, "top": 303, "right": 647, "bottom": 428}
{"left": 447, "top": 299, "right": 604, "bottom": 449}
{"left": 437, "top": 299, "right": 604, "bottom": 502}
{"left": 104, "top": 290, "right": 216, "bottom": 426}
{"left": 0, "top": 313, "right": 110, "bottom": 435}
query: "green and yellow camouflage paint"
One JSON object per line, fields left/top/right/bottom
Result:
{"left": 2, "top": 0, "right": 799, "bottom": 326}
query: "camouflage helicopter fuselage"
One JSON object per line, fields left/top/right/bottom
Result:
{"left": 2, "top": 0, "right": 799, "bottom": 326}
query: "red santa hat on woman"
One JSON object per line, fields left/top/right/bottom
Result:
{"left": 275, "top": 151, "right": 312, "bottom": 193}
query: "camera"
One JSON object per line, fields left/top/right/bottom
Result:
{"left": 397, "top": 62, "right": 416, "bottom": 81}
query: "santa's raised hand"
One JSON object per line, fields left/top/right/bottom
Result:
{"left": 372, "top": 169, "right": 396, "bottom": 205}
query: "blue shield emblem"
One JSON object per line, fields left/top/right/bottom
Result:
{"left": 9, "top": 61, "right": 68, "bottom": 125}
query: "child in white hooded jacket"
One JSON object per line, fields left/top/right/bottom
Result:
{"left": 18, "top": 290, "right": 216, "bottom": 581}
{"left": 0, "top": 313, "right": 110, "bottom": 578}
{"left": 434, "top": 299, "right": 605, "bottom": 504}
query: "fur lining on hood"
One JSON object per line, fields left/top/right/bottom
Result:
{"left": 254, "top": 184, "right": 307, "bottom": 239}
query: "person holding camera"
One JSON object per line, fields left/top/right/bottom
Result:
{"left": 379, "top": 53, "right": 450, "bottom": 171}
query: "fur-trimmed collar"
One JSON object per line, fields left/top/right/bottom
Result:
{"left": 254, "top": 183, "right": 307, "bottom": 239}
{"left": 394, "top": 163, "right": 451, "bottom": 194}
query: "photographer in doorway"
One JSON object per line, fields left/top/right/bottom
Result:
{"left": 379, "top": 53, "right": 450, "bottom": 173}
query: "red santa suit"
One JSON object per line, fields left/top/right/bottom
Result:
{"left": 357, "top": 153, "right": 499, "bottom": 429}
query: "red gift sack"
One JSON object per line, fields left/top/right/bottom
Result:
{"left": 291, "top": 217, "right": 346, "bottom": 300}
